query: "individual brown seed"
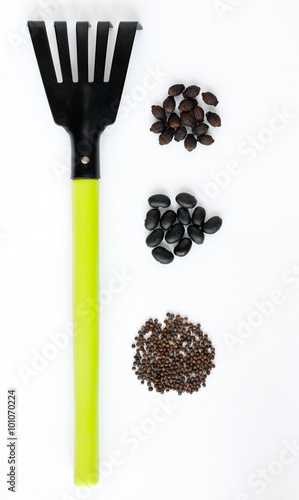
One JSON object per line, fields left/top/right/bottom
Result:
{"left": 202, "top": 92, "right": 219, "bottom": 107}
{"left": 206, "top": 111, "right": 221, "bottom": 127}
{"left": 192, "top": 123, "right": 209, "bottom": 136}
{"left": 184, "top": 134, "right": 197, "bottom": 152}
{"left": 168, "top": 84, "right": 185, "bottom": 96}
{"left": 163, "top": 96, "right": 176, "bottom": 113}
{"left": 198, "top": 134, "right": 214, "bottom": 146}
{"left": 168, "top": 113, "right": 181, "bottom": 129}
{"left": 150, "top": 121, "right": 166, "bottom": 134}
{"left": 193, "top": 105, "right": 204, "bottom": 122}
{"left": 180, "top": 111, "right": 196, "bottom": 128}
{"left": 175, "top": 126, "right": 187, "bottom": 142}
{"left": 178, "top": 98, "right": 197, "bottom": 112}
{"left": 151, "top": 105, "right": 167, "bottom": 121}
{"left": 159, "top": 129, "right": 174, "bottom": 145}
{"left": 183, "top": 85, "right": 200, "bottom": 98}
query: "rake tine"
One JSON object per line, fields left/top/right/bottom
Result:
{"left": 109, "top": 22, "right": 142, "bottom": 99}
{"left": 76, "top": 22, "right": 90, "bottom": 81}
{"left": 54, "top": 22, "right": 72, "bottom": 83}
{"left": 94, "top": 22, "right": 112, "bottom": 83}
{"left": 28, "top": 21, "right": 57, "bottom": 86}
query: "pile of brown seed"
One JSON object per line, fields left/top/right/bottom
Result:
{"left": 132, "top": 313, "right": 216, "bottom": 394}
{"left": 150, "top": 84, "right": 221, "bottom": 152}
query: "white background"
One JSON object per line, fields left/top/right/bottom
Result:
{"left": 1, "top": 0, "right": 299, "bottom": 499}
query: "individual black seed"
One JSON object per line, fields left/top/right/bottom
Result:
{"left": 177, "top": 207, "right": 191, "bottom": 225}
{"left": 168, "top": 84, "right": 185, "bottom": 96}
{"left": 150, "top": 121, "right": 166, "bottom": 134}
{"left": 187, "top": 225, "right": 205, "bottom": 244}
{"left": 144, "top": 208, "right": 160, "bottom": 230}
{"left": 183, "top": 85, "right": 200, "bottom": 98}
{"left": 152, "top": 247, "right": 174, "bottom": 264}
{"left": 168, "top": 113, "right": 181, "bottom": 129}
{"left": 193, "top": 105, "right": 204, "bottom": 122}
{"left": 160, "top": 210, "right": 177, "bottom": 230}
{"left": 206, "top": 111, "right": 221, "bottom": 127}
{"left": 165, "top": 223, "right": 184, "bottom": 244}
{"left": 192, "top": 123, "right": 209, "bottom": 136}
{"left": 202, "top": 216, "right": 222, "bottom": 234}
{"left": 174, "top": 238, "right": 192, "bottom": 257}
{"left": 202, "top": 91, "right": 219, "bottom": 107}
{"left": 151, "top": 105, "right": 167, "bottom": 121}
{"left": 146, "top": 229, "right": 164, "bottom": 248}
{"left": 198, "top": 135, "right": 214, "bottom": 146}
{"left": 184, "top": 134, "right": 197, "bottom": 152}
{"left": 163, "top": 96, "right": 175, "bottom": 113}
{"left": 178, "top": 98, "right": 197, "bottom": 112}
{"left": 175, "top": 126, "right": 187, "bottom": 142}
{"left": 159, "top": 128, "right": 174, "bottom": 145}
{"left": 192, "top": 206, "right": 206, "bottom": 227}
{"left": 180, "top": 111, "right": 196, "bottom": 128}
{"left": 148, "top": 194, "right": 171, "bottom": 208}
{"left": 176, "top": 192, "right": 197, "bottom": 209}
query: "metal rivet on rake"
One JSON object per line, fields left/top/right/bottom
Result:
{"left": 81, "top": 156, "right": 90, "bottom": 164}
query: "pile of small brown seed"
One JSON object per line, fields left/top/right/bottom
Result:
{"left": 132, "top": 313, "right": 216, "bottom": 394}
{"left": 150, "top": 84, "right": 221, "bottom": 152}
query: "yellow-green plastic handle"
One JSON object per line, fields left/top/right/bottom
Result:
{"left": 72, "top": 179, "right": 99, "bottom": 486}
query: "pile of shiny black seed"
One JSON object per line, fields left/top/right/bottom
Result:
{"left": 145, "top": 193, "right": 222, "bottom": 264}
{"left": 150, "top": 84, "right": 221, "bottom": 151}
{"left": 132, "top": 313, "right": 216, "bottom": 394}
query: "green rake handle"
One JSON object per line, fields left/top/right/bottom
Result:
{"left": 72, "top": 179, "right": 99, "bottom": 486}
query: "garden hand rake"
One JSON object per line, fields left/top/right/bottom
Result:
{"left": 28, "top": 20, "right": 142, "bottom": 486}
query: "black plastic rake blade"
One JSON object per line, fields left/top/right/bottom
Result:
{"left": 94, "top": 22, "right": 112, "bottom": 82}
{"left": 28, "top": 21, "right": 57, "bottom": 86}
{"left": 28, "top": 20, "right": 142, "bottom": 179}
{"left": 76, "top": 22, "right": 89, "bottom": 82}
{"left": 54, "top": 21, "right": 72, "bottom": 83}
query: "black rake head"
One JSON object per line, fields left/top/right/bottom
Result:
{"left": 28, "top": 21, "right": 142, "bottom": 179}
